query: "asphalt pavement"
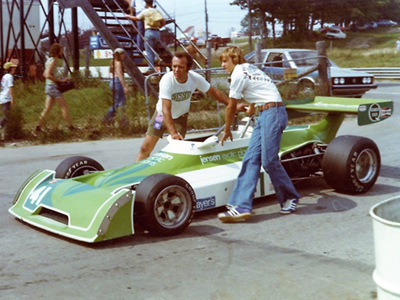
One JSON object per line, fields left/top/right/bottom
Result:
{"left": 1, "top": 84, "right": 399, "bottom": 299}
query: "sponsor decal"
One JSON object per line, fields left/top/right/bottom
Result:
{"left": 368, "top": 103, "right": 381, "bottom": 122}
{"left": 142, "top": 152, "right": 174, "bottom": 166}
{"left": 381, "top": 107, "right": 392, "bottom": 118}
{"left": 358, "top": 105, "right": 367, "bottom": 112}
{"left": 171, "top": 91, "right": 192, "bottom": 102}
{"left": 196, "top": 196, "right": 216, "bottom": 211}
{"left": 199, "top": 148, "right": 247, "bottom": 165}
{"left": 153, "top": 113, "right": 163, "bottom": 130}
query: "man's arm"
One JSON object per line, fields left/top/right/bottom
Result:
{"left": 161, "top": 98, "right": 182, "bottom": 140}
{"left": 115, "top": 61, "right": 129, "bottom": 95}
{"left": 220, "top": 97, "right": 238, "bottom": 146}
{"left": 125, "top": 14, "right": 139, "bottom": 21}
{"left": 160, "top": 18, "right": 166, "bottom": 27}
{"left": 206, "top": 86, "right": 247, "bottom": 112}
{"left": 206, "top": 86, "right": 229, "bottom": 105}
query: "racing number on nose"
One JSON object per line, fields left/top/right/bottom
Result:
{"left": 29, "top": 186, "right": 51, "bottom": 206}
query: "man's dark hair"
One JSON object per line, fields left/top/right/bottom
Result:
{"left": 174, "top": 51, "right": 193, "bottom": 70}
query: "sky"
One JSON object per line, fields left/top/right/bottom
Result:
{"left": 156, "top": 0, "right": 248, "bottom": 37}
{"left": 41, "top": 0, "right": 248, "bottom": 38}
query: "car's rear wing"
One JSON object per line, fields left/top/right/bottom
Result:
{"left": 285, "top": 96, "right": 393, "bottom": 126}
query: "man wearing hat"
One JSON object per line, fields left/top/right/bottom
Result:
{"left": 126, "top": 0, "right": 165, "bottom": 74}
{"left": 0, "top": 62, "right": 18, "bottom": 140}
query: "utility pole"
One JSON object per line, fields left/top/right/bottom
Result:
{"left": 205, "top": 0, "right": 211, "bottom": 81}
{"left": 247, "top": 0, "right": 252, "bottom": 52}
{"left": 19, "top": 0, "right": 27, "bottom": 81}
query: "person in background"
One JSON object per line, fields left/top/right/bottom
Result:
{"left": 395, "top": 36, "right": 400, "bottom": 53}
{"left": 124, "top": 0, "right": 146, "bottom": 51}
{"left": 125, "top": 0, "right": 166, "bottom": 75}
{"left": 35, "top": 43, "right": 74, "bottom": 134}
{"left": 103, "top": 48, "right": 129, "bottom": 124}
{"left": 217, "top": 46, "right": 300, "bottom": 223}
{"left": 185, "top": 37, "right": 203, "bottom": 69}
{"left": 0, "top": 62, "right": 18, "bottom": 140}
{"left": 135, "top": 51, "right": 246, "bottom": 161}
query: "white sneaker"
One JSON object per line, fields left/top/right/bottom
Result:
{"left": 280, "top": 199, "right": 299, "bottom": 214}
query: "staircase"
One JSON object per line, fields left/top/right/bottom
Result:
{"left": 56, "top": 0, "right": 175, "bottom": 96}
{"left": 56, "top": 0, "right": 207, "bottom": 96}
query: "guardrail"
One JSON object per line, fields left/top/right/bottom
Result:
{"left": 350, "top": 67, "right": 400, "bottom": 79}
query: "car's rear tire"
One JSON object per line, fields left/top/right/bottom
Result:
{"left": 135, "top": 173, "right": 196, "bottom": 236}
{"left": 55, "top": 156, "right": 104, "bottom": 179}
{"left": 322, "top": 135, "right": 380, "bottom": 193}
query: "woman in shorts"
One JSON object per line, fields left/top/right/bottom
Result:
{"left": 35, "top": 43, "right": 74, "bottom": 134}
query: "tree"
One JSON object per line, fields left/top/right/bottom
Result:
{"left": 231, "top": 0, "right": 400, "bottom": 40}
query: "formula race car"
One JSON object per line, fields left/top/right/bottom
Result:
{"left": 9, "top": 96, "right": 393, "bottom": 243}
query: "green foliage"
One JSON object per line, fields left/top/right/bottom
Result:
{"left": 3, "top": 28, "right": 399, "bottom": 145}
{"left": 3, "top": 77, "right": 222, "bottom": 144}
{"left": 233, "top": 0, "right": 400, "bottom": 36}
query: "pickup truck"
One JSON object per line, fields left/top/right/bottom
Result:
{"left": 208, "top": 35, "right": 231, "bottom": 48}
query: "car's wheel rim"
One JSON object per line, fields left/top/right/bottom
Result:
{"left": 356, "top": 149, "right": 378, "bottom": 183}
{"left": 153, "top": 185, "right": 192, "bottom": 229}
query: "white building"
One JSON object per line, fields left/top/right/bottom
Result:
{"left": 2, "top": 0, "right": 41, "bottom": 61}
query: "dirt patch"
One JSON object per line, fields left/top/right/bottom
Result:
{"left": 346, "top": 36, "right": 375, "bottom": 49}
{"left": 386, "top": 27, "right": 400, "bottom": 34}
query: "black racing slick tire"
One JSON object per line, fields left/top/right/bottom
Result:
{"left": 322, "top": 135, "right": 380, "bottom": 193}
{"left": 135, "top": 173, "right": 196, "bottom": 236}
{"left": 55, "top": 156, "right": 104, "bottom": 179}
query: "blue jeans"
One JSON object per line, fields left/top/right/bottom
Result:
{"left": 228, "top": 106, "right": 300, "bottom": 210}
{"left": 104, "top": 78, "right": 126, "bottom": 122}
{"left": 144, "top": 29, "right": 160, "bottom": 70}
{"left": 1, "top": 102, "right": 11, "bottom": 128}
{"left": 137, "top": 19, "right": 145, "bottom": 51}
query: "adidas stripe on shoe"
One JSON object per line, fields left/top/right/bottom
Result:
{"left": 280, "top": 199, "right": 299, "bottom": 214}
{"left": 218, "top": 205, "right": 252, "bottom": 223}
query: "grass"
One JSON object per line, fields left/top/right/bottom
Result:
{"left": 1, "top": 27, "right": 399, "bottom": 145}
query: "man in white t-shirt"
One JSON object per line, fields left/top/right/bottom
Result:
{"left": 136, "top": 51, "right": 246, "bottom": 161}
{"left": 0, "top": 62, "right": 18, "bottom": 140}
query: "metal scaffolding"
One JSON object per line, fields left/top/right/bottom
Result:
{"left": 1, "top": 0, "right": 204, "bottom": 93}
{"left": 1, "top": 0, "right": 81, "bottom": 80}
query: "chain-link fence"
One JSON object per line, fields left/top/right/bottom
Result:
{"left": 1, "top": 67, "right": 233, "bottom": 142}
{"left": 2, "top": 55, "right": 329, "bottom": 143}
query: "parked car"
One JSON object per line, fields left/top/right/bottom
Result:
{"left": 8, "top": 96, "right": 393, "bottom": 242}
{"left": 178, "top": 37, "right": 190, "bottom": 46}
{"left": 196, "top": 38, "right": 206, "bottom": 47}
{"left": 365, "top": 21, "right": 378, "bottom": 29}
{"left": 245, "top": 48, "right": 377, "bottom": 98}
{"left": 324, "top": 27, "right": 346, "bottom": 39}
{"left": 376, "top": 20, "right": 398, "bottom": 27}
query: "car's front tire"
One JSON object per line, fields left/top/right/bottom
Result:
{"left": 322, "top": 135, "right": 380, "bottom": 193}
{"left": 135, "top": 173, "right": 196, "bottom": 236}
{"left": 55, "top": 156, "right": 104, "bottom": 179}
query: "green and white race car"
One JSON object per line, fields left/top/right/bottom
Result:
{"left": 9, "top": 96, "right": 393, "bottom": 243}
